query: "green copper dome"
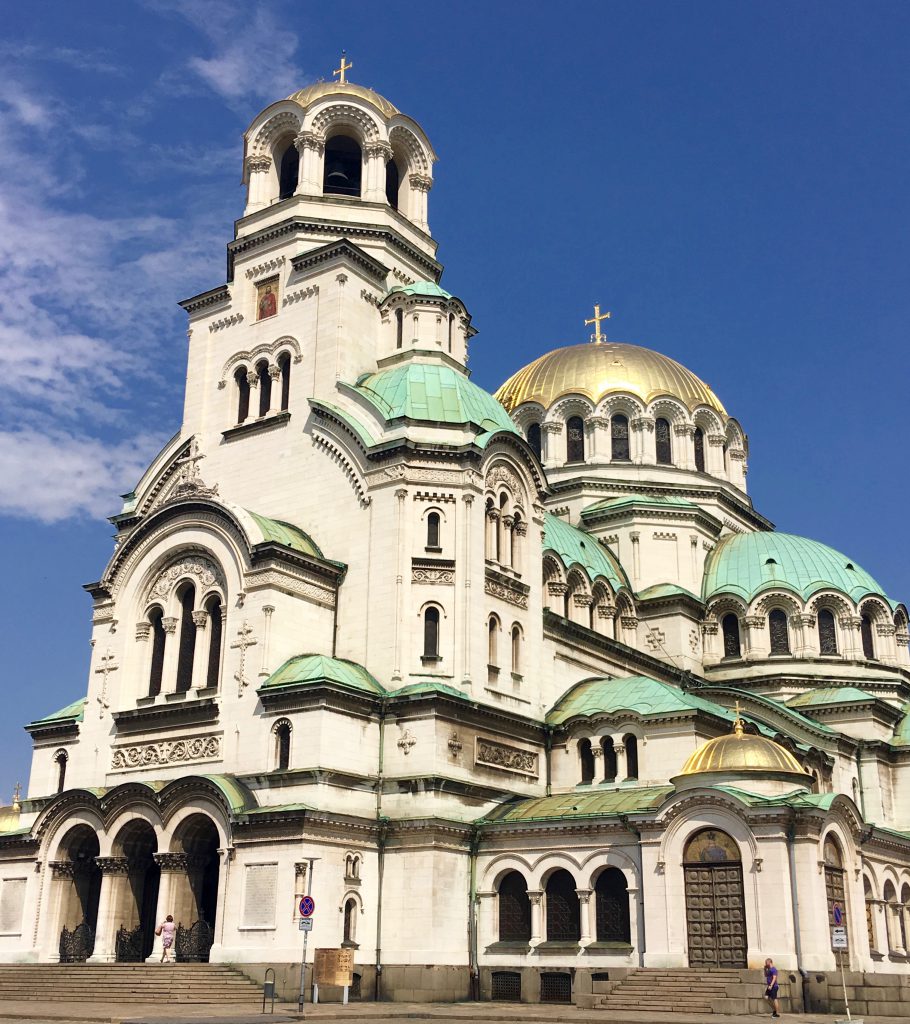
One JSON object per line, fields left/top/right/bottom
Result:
{"left": 703, "top": 532, "right": 890, "bottom": 605}
{"left": 353, "top": 361, "right": 518, "bottom": 437}
{"left": 543, "top": 513, "right": 630, "bottom": 592}
{"left": 386, "top": 281, "right": 453, "bottom": 300}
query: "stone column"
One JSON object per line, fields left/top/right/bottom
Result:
{"left": 160, "top": 616, "right": 179, "bottom": 694}
{"left": 876, "top": 622, "right": 898, "bottom": 665}
{"left": 135, "top": 622, "right": 152, "bottom": 696}
{"left": 246, "top": 369, "right": 260, "bottom": 418}
{"left": 244, "top": 155, "right": 272, "bottom": 213}
{"left": 840, "top": 616, "right": 864, "bottom": 659}
{"left": 294, "top": 132, "right": 324, "bottom": 196}
{"left": 792, "top": 614, "right": 816, "bottom": 657}
{"left": 259, "top": 605, "right": 274, "bottom": 681}
{"left": 45, "top": 862, "right": 77, "bottom": 961}
{"left": 500, "top": 515, "right": 514, "bottom": 568}
{"left": 147, "top": 853, "right": 185, "bottom": 962}
{"left": 576, "top": 889, "right": 593, "bottom": 944}
{"left": 208, "top": 848, "right": 233, "bottom": 963}
{"left": 408, "top": 173, "right": 432, "bottom": 233}
{"left": 629, "top": 532, "right": 641, "bottom": 587}
{"left": 673, "top": 423, "right": 695, "bottom": 469}
{"left": 597, "top": 604, "right": 616, "bottom": 639}
{"left": 88, "top": 857, "right": 130, "bottom": 963}
{"left": 267, "top": 364, "right": 281, "bottom": 414}
{"left": 392, "top": 488, "right": 407, "bottom": 682}
{"left": 728, "top": 447, "right": 747, "bottom": 489}
{"left": 547, "top": 581, "right": 568, "bottom": 616}
{"left": 707, "top": 434, "right": 726, "bottom": 476}
{"left": 190, "top": 610, "right": 209, "bottom": 691}
{"left": 743, "top": 615, "right": 768, "bottom": 660}
{"left": 486, "top": 507, "right": 500, "bottom": 563}
{"left": 541, "top": 421, "right": 562, "bottom": 467}
{"left": 528, "top": 890, "right": 543, "bottom": 944}
{"left": 573, "top": 592, "right": 593, "bottom": 626}
{"left": 632, "top": 416, "right": 655, "bottom": 464}
{"left": 889, "top": 899, "right": 906, "bottom": 954}
{"left": 512, "top": 520, "right": 527, "bottom": 576}
{"left": 614, "top": 742, "right": 628, "bottom": 781}
{"left": 701, "top": 619, "right": 720, "bottom": 665}
{"left": 364, "top": 141, "right": 392, "bottom": 203}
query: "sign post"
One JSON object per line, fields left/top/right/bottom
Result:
{"left": 297, "top": 859, "right": 319, "bottom": 1015}
{"left": 830, "top": 901, "right": 860, "bottom": 1024}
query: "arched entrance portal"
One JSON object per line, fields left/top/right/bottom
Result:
{"left": 111, "top": 820, "right": 160, "bottom": 962}
{"left": 54, "top": 825, "right": 102, "bottom": 962}
{"left": 171, "top": 814, "right": 220, "bottom": 962}
{"left": 683, "top": 828, "right": 747, "bottom": 967}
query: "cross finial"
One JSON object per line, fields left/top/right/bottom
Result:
{"left": 333, "top": 51, "right": 352, "bottom": 85}
{"left": 733, "top": 699, "right": 744, "bottom": 736}
{"left": 584, "top": 303, "right": 611, "bottom": 344}
{"left": 12, "top": 782, "right": 21, "bottom": 811}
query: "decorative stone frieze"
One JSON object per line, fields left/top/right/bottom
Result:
{"left": 110, "top": 735, "right": 221, "bottom": 771}
{"left": 244, "top": 255, "right": 286, "bottom": 280}
{"left": 95, "top": 857, "right": 130, "bottom": 875}
{"left": 475, "top": 737, "right": 538, "bottom": 777}
{"left": 412, "top": 559, "right": 455, "bottom": 585}
{"left": 150, "top": 556, "right": 224, "bottom": 601}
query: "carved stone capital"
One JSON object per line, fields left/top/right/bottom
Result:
{"left": 135, "top": 622, "right": 151, "bottom": 642}
{"left": 708, "top": 434, "right": 726, "bottom": 447}
{"left": 744, "top": 615, "right": 765, "bottom": 629}
{"left": 154, "top": 852, "right": 189, "bottom": 872}
{"left": 541, "top": 421, "right": 563, "bottom": 435}
{"left": 527, "top": 889, "right": 543, "bottom": 906}
{"left": 547, "top": 582, "right": 569, "bottom": 596}
{"left": 575, "top": 888, "right": 593, "bottom": 905}
{"left": 246, "top": 370, "right": 259, "bottom": 389}
{"left": 268, "top": 363, "right": 281, "bottom": 381}
{"left": 162, "top": 616, "right": 178, "bottom": 635}
{"left": 50, "top": 861, "right": 75, "bottom": 880}
{"left": 95, "top": 856, "right": 130, "bottom": 875}
{"left": 294, "top": 131, "right": 324, "bottom": 154}
{"left": 191, "top": 610, "right": 208, "bottom": 628}
{"left": 502, "top": 515, "right": 515, "bottom": 531}
{"left": 246, "top": 155, "right": 271, "bottom": 174}
{"left": 673, "top": 423, "right": 696, "bottom": 437}
{"left": 408, "top": 172, "right": 433, "bottom": 192}
{"left": 514, "top": 521, "right": 528, "bottom": 537}
{"left": 366, "top": 140, "right": 393, "bottom": 160}
{"left": 631, "top": 416, "right": 654, "bottom": 433}
{"left": 573, "top": 593, "right": 593, "bottom": 607}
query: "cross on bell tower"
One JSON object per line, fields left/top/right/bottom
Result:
{"left": 585, "top": 304, "right": 611, "bottom": 344}
{"left": 333, "top": 51, "right": 352, "bottom": 84}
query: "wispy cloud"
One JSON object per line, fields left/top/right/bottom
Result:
{"left": 0, "top": 42, "right": 123, "bottom": 76}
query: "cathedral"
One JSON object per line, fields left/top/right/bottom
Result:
{"left": 0, "top": 66, "right": 908, "bottom": 1012}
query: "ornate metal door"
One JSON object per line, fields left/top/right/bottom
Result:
{"left": 684, "top": 829, "right": 747, "bottom": 968}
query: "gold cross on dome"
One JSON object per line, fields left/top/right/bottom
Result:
{"left": 585, "top": 303, "right": 611, "bottom": 344}
{"left": 333, "top": 51, "right": 352, "bottom": 84}
{"left": 12, "top": 782, "right": 21, "bottom": 810}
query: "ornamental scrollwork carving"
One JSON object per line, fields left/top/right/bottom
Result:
{"left": 150, "top": 556, "right": 224, "bottom": 601}
{"left": 111, "top": 735, "right": 221, "bottom": 771}
{"left": 485, "top": 578, "right": 529, "bottom": 609}
{"left": 485, "top": 464, "right": 522, "bottom": 495}
{"left": 475, "top": 738, "right": 538, "bottom": 777}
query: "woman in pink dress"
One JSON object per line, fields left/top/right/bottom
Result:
{"left": 158, "top": 915, "right": 176, "bottom": 963}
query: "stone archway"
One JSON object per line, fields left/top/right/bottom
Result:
{"left": 109, "top": 820, "right": 160, "bottom": 962}
{"left": 51, "top": 825, "right": 102, "bottom": 962}
{"left": 158, "top": 813, "right": 221, "bottom": 962}
{"left": 683, "top": 828, "right": 747, "bottom": 968}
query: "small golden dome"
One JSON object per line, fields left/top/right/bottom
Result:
{"left": 0, "top": 804, "right": 20, "bottom": 834}
{"left": 494, "top": 342, "right": 727, "bottom": 416}
{"left": 288, "top": 82, "right": 399, "bottom": 118}
{"left": 681, "top": 717, "right": 807, "bottom": 776}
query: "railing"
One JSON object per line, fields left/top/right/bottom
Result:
{"left": 175, "top": 920, "right": 214, "bottom": 963}
{"left": 115, "top": 924, "right": 144, "bottom": 963}
{"left": 59, "top": 922, "right": 95, "bottom": 963}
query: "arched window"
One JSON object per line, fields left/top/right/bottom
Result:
{"left": 579, "top": 739, "right": 595, "bottom": 783}
{"left": 204, "top": 595, "right": 222, "bottom": 690}
{"left": 863, "top": 876, "right": 877, "bottom": 952}
{"left": 423, "top": 607, "right": 440, "bottom": 660}
{"left": 488, "top": 615, "right": 499, "bottom": 669}
{"left": 343, "top": 897, "right": 358, "bottom": 945}
{"left": 817, "top": 609, "right": 838, "bottom": 655}
{"left": 426, "top": 511, "right": 441, "bottom": 550}
{"left": 323, "top": 135, "right": 362, "bottom": 197}
{"left": 256, "top": 360, "right": 271, "bottom": 417}
{"left": 385, "top": 158, "right": 400, "bottom": 209}
{"left": 511, "top": 625, "right": 521, "bottom": 676}
{"left": 275, "top": 720, "right": 291, "bottom": 770}
{"left": 655, "top": 417, "right": 672, "bottom": 465}
{"left": 722, "top": 614, "right": 742, "bottom": 658}
{"left": 769, "top": 609, "right": 791, "bottom": 655}
{"left": 694, "top": 427, "right": 705, "bottom": 472}
{"left": 624, "top": 734, "right": 639, "bottom": 779}
{"left": 278, "top": 352, "right": 291, "bottom": 411}
{"left": 448, "top": 313, "right": 454, "bottom": 353}
{"left": 611, "top": 414, "right": 630, "bottom": 461}
{"left": 278, "top": 141, "right": 299, "bottom": 199}
{"left": 175, "top": 584, "right": 197, "bottom": 693}
{"left": 54, "top": 750, "right": 68, "bottom": 794}
{"left": 883, "top": 880, "right": 897, "bottom": 951}
{"left": 395, "top": 307, "right": 403, "bottom": 349}
{"left": 861, "top": 614, "right": 875, "bottom": 659}
{"left": 498, "top": 871, "right": 531, "bottom": 942}
{"left": 527, "top": 423, "right": 542, "bottom": 460}
{"left": 566, "top": 416, "right": 585, "bottom": 463}
{"left": 545, "top": 869, "right": 580, "bottom": 941}
{"left": 235, "top": 367, "right": 250, "bottom": 424}
{"left": 900, "top": 884, "right": 910, "bottom": 952}
{"left": 595, "top": 868, "right": 630, "bottom": 943}
{"left": 148, "top": 607, "right": 166, "bottom": 698}
{"left": 602, "top": 738, "right": 617, "bottom": 781}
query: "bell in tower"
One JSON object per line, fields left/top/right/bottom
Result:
{"left": 322, "top": 135, "right": 362, "bottom": 197}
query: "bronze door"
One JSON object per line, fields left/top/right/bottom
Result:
{"left": 684, "top": 862, "right": 747, "bottom": 967}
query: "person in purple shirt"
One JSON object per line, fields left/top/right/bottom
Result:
{"left": 764, "top": 958, "right": 781, "bottom": 1018}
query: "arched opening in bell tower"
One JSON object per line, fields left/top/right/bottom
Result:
{"left": 323, "top": 134, "right": 362, "bottom": 197}
{"left": 386, "top": 158, "right": 400, "bottom": 209}
{"left": 278, "top": 140, "right": 299, "bottom": 199}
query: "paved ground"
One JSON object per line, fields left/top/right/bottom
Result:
{"left": 0, "top": 1002, "right": 882, "bottom": 1024}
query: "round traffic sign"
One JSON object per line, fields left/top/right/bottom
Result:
{"left": 833, "top": 902, "right": 843, "bottom": 926}
{"left": 299, "top": 895, "right": 316, "bottom": 917}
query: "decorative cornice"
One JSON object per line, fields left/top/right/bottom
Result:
{"left": 178, "top": 285, "right": 230, "bottom": 315}
{"left": 290, "top": 237, "right": 389, "bottom": 284}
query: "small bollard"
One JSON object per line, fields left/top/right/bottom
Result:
{"left": 262, "top": 967, "right": 276, "bottom": 1014}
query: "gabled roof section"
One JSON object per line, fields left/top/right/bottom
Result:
{"left": 260, "top": 654, "right": 385, "bottom": 696}
{"left": 637, "top": 583, "right": 702, "bottom": 603}
{"left": 290, "top": 237, "right": 389, "bottom": 284}
{"left": 547, "top": 676, "right": 732, "bottom": 726}
{"left": 479, "top": 785, "right": 673, "bottom": 824}
{"left": 386, "top": 281, "right": 452, "bottom": 300}
{"left": 244, "top": 510, "right": 325, "bottom": 559}
{"left": 543, "top": 514, "right": 630, "bottom": 591}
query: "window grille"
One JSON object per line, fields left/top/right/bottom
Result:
{"left": 545, "top": 870, "right": 580, "bottom": 941}
{"left": 694, "top": 427, "right": 705, "bottom": 471}
{"left": 491, "top": 971, "right": 521, "bottom": 1001}
{"left": 722, "top": 614, "right": 741, "bottom": 658}
{"left": 611, "top": 415, "right": 630, "bottom": 461}
{"left": 655, "top": 418, "right": 672, "bottom": 464}
{"left": 540, "top": 972, "right": 571, "bottom": 1003}
{"left": 817, "top": 609, "right": 838, "bottom": 655}
{"left": 769, "top": 609, "right": 790, "bottom": 655}
{"left": 566, "top": 416, "right": 585, "bottom": 463}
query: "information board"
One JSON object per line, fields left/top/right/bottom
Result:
{"left": 313, "top": 947, "right": 354, "bottom": 987}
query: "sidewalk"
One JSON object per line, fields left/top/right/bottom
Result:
{"left": 0, "top": 1001, "right": 888, "bottom": 1024}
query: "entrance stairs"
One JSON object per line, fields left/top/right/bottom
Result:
{"left": 593, "top": 968, "right": 749, "bottom": 1013}
{"left": 0, "top": 964, "right": 262, "bottom": 1004}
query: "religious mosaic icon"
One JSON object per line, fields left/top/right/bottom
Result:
{"left": 256, "top": 277, "right": 279, "bottom": 320}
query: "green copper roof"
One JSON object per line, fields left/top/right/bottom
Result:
{"left": 309, "top": 400, "right": 377, "bottom": 449}
{"left": 353, "top": 360, "right": 518, "bottom": 438}
{"left": 892, "top": 704, "right": 910, "bottom": 746}
{"left": 703, "top": 532, "right": 891, "bottom": 605}
{"left": 391, "top": 681, "right": 472, "bottom": 701}
{"left": 245, "top": 511, "right": 324, "bottom": 559}
{"left": 28, "top": 699, "right": 86, "bottom": 728}
{"left": 195, "top": 774, "right": 257, "bottom": 814}
{"left": 260, "top": 654, "right": 385, "bottom": 695}
{"left": 583, "top": 495, "right": 700, "bottom": 516}
{"left": 787, "top": 687, "right": 877, "bottom": 708}
{"left": 637, "top": 583, "right": 702, "bottom": 603}
{"left": 547, "top": 676, "right": 732, "bottom": 726}
{"left": 387, "top": 281, "right": 453, "bottom": 300}
{"left": 479, "top": 785, "right": 672, "bottom": 823}
{"left": 543, "top": 514, "right": 629, "bottom": 590}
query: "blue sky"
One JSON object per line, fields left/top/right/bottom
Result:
{"left": 1, "top": 0, "right": 908, "bottom": 796}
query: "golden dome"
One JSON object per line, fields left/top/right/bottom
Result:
{"left": 494, "top": 342, "right": 727, "bottom": 416}
{"left": 680, "top": 717, "right": 807, "bottom": 777}
{"left": 0, "top": 804, "right": 20, "bottom": 834}
{"left": 288, "top": 82, "right": 399, "bottom": 118}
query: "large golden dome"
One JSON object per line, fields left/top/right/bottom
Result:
{"left": 494, "top": 342, "right": 727, "bottom": 416}
{"left": 288, "top": 82, "right": 399, "bottom": 118}
{"left": 680, "top": 718, "right": 806, "bottom": 776}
